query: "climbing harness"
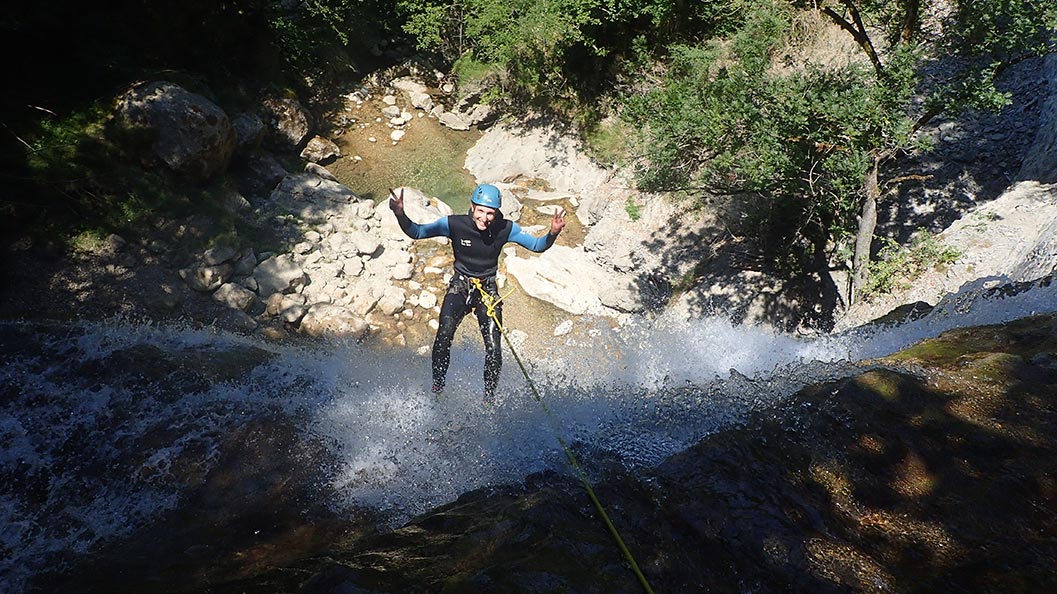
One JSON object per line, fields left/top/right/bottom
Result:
{"left": 469, "top": 278, "right": 657, "bottom": 594}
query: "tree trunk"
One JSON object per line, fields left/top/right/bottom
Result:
{"left": 850, "top": 153, "right": 880, "bottom": 304}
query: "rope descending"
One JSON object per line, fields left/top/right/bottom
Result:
{"left": 469, "top": 278, "right": 657, "bottom": 594}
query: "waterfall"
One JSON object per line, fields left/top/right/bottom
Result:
{"left": 2, "top": 277, "right": 1055, "bottom": 590}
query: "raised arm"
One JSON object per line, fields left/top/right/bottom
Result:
{"left": 389, "top": 188, "right": 449, "bottom": 239}
{"left": 508, "top": 208, "right": 566, "bottom": 252}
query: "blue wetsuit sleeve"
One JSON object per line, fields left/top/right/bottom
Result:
{"left": 397, "top": 212, "right": 450, "bottom": 239}
{"left": 508, "top": 222, "right": 557, "bottom": 252}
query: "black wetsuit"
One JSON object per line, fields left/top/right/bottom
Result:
{"left": 396, "top": 210, "right": 557, "bottom": 397}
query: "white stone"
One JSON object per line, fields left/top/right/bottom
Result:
{"left": 344, "top": 257, "right": 365, "bottom": 277}
{"left": 253, "top": 254, "right": 307, "bottom": 296}
{"left": 299, "top": 303, "right": 368, "bottom": 338}
{"left": 213, "top": 282, "right": 257, "bottom": 311}
{"left": 504, "top": 245, "right": 641, "bottom": 314}
{"left": 377, "top": 286, "right": 407, "bottom": 315}
{"left": 553, "top": 319, "right": 574, "bottom": 337}
{"left": 418, "top": 291, "right": 437, "bottom": 309}
{"left": 507, "top": 328, "right": 529, "bottom": 350}
{"left": 390, "top": 262, "right": 414, "bottom": 281}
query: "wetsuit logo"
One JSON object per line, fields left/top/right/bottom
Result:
{"left": 460, "top": 239, "right": 472, "bottom": 247}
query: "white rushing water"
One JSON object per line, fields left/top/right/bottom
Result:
{"left": 2, "top": 277, "right": 1056, "bottom": 590}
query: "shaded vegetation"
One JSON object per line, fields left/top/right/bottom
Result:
{"left": 2, "top": 1, "right": 405, "bottom": 249}
{"left": 2, "top": 0, "right": 1055, "bottom": 300}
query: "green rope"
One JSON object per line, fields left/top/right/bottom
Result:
{"left": 472, "top": 280, "right": 657, "bottom": 594}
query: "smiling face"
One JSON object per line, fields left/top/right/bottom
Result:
{"left": 470, "top": 204, "right": 497, "bottom": 231}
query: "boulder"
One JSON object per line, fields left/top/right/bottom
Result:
{"left": 179, "top": 263, "right": 232, "bottom": 292}
{"left": 391, "top": 77, "right": 430, "bottom": 96}
{"left": 213, "top": 282, "right": 258, "bottom": 312}
{"left": 280, "top": 304, "right": 309, "bottom": 324}
{"left": 390, "top": 262, "right": 414, "bottom": 281}
{"left": 254, "top": 254, "right": 307, "bottom": 296}
{"left": 505, "top": 245, "right": 652, "bottom": 315}
{"left": 300, "top": 135, "right": 341, "bottom": 164}
{"left": 377, "top": 286, "right": 407, "bottom": 316}
{"left": 267, "top": 174, "right": 361, "bottom": 224}
{"left": 232, "top": 250, "right": 258, "bottom": 277}
{"left": 266, "top": 292, "right": 306, "bottom": 316}
{"left": 409, "top": 92, "right": 433, "bottom": 112}
{"left": 418, "top": 290, "right": 438, "bottom": 310}
{"left": 304, "top": 162, "right": 338, "bottom": 181}
{"left": 299, "top": 304, "right": 368, "bottom": 338}
{"left": 239, "top": 152, "right": 289, "bottom": 194}
{"left": 113, "top": 81, "right": 236, "bottom": 182}
{"left": 231, "top": 112, "right": 264, "bottom": 155}
{"left": 203, "top": 245, "right": 238, "bottom": 266}
{"left": 438, "top": 111, "right": 471, "bottom": 131}
{"left": 259, "top": 96, "right": 312, "bottom": 150}
{"left": 345, "top": 231, "right": 381, "bottom": 257}
{"left": 465, "top": 121, "right": 623, "bottom": 225}
{"left": 350, "top": 291, "right": 381, "bottom": 316}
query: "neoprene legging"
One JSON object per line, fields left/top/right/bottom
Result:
{"left": 431, "top": 277, "right": 502, "bottom": 395}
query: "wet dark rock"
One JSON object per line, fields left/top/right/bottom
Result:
{"left": 20, "top": 314, "right": 1057, "bottom": 594}
{"left": 865, "top": 300, "right": 934, "bottom": 327}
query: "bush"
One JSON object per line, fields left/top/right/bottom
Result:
{"left": 861, "top": 234, "right": 961, "bottom": 300}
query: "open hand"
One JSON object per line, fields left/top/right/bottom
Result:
{"left": 388, "top": 188, "right": 404, "bottom": 216}
{"left": 550, "top": 207, "right": 566, "bottom": 235}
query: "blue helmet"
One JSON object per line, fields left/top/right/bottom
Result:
{"left": 470, "top": 184, "right": 501, "bottom": 209}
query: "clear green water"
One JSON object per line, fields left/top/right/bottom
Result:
{"left": 330, "top": 115, "right": 481, "bottom": 212}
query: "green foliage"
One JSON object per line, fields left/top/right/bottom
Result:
{"left": 621, "top": 0, "right": 1053, "bottom": 273}
{"left": 861, "top": 233, "right": 961, "bottom": 300}
{"left": 263, "top": 0, "right": 366, "bottom": 79}
{"left": 582, "top": 115, "right": 633, "bottom": 166}
{"left": 13, "top": 104, "right": 266, "bottom": 253}
{"left": 396, "top": 0, "right": 744, "bottom": 100}
{"left": 625, "top": 2, "right": 889, "bottom": 261}
{"left": 451, "top": 54, "right": 503, "bottom": 98}
{"left": 928, "top": 0, "right": 1057, "bottom": 114}
{"left": 624, "top": 195, "right": 643, "bottom": 221}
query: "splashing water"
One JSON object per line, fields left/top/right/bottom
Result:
{"left": 2, "top": 278, "right": 1056, "bottom": 590}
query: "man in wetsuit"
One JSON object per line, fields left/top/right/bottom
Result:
{"left": 389, "top": 184, "right": 566, "bottom": 402}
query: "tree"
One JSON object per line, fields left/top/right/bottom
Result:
{"left": 627, "top": 0, "right": 1056, "bottom": 308}
{"left": 626, "top": 1, "right": 891, "bottom": 316}
{"left": 395, "top": 0, "right": 735, "bottom": 101}
{"left": 817, "top": 0, "right": 1056, "bottom": 302}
